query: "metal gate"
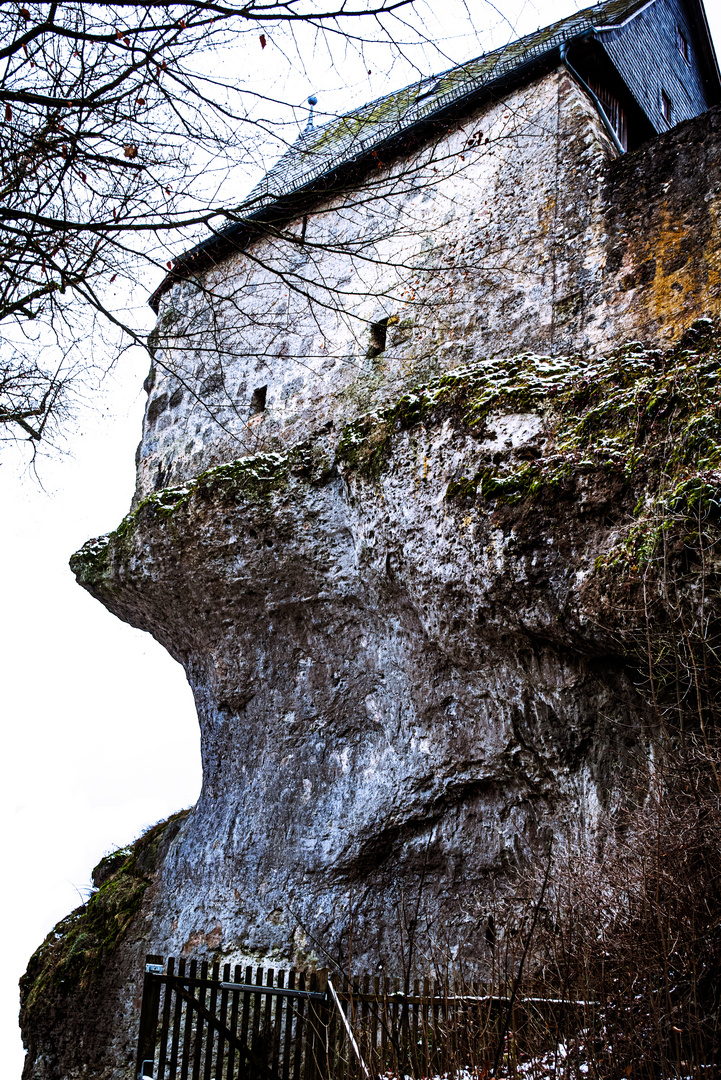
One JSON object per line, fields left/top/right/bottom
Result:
{"left": 136, "top": 955, "right": 328, "bottom": 1080}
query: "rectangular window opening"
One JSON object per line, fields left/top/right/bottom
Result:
{"left": 677, "top": 26, "right": 689, "bottom": 62}
{"left": 661, "top": 89, "right": 673, "bottom": 124}
{"left": 249, "top": 385, "right": 267, "bottom": 416}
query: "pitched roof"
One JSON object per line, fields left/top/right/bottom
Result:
{"left": 150, "top": 0, "right": 715, "bottom": 309}
{"left": 239, "top": 0, "right": 646, "bottom": 217}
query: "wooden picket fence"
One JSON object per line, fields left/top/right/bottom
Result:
{"left": 135, "top": 955, "right": 584, "bottom": 1080}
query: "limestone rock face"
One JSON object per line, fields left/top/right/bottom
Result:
{"left": 71, "top": 402, "right": 644, "bottom": 972}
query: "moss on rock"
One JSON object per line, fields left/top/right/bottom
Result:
{"left": 70, "top": 441, "right": 336, "bottom": 589}
{"left": 338, "top": 320, "right": 721, "bottom": 531}
{"left": 336, "top": 351, "right": 586, "bottom": 476}
{"left": 20, "top": 810, "right": 188, "bottom": 1022}
{"left": 72, "top": 320, "right": 721, "bottom": 613}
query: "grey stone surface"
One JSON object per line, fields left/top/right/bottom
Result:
{"left": 79, "top": 408, "right": 645, "bottom": 973}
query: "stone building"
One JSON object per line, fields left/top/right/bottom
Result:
{"left": 20, "top": 1, "right": 721, "bottom": 1077}
{"left": 136, "top": 0, "right": 720, "bottom": 498}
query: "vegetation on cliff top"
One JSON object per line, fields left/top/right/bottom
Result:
{"left": 20, "top": 810, "right": 188, "bottom": 1020}
{"left": 70, "top": 441, "right": 335, "bottom": 588}
{"left": 73, "top": 319, "right": 721, "bottom": 624}
{"left": 339, "top": 318, "right": 721, "bottom": 517}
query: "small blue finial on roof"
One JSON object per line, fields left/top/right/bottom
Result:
{"left": 304, "top": 95, "right": 318, "bottom": 133}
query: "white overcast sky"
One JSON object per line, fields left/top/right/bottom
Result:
{"left": 3, "top": 2, "right": 721, "bottom": 1073}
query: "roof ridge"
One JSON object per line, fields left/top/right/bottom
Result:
{"left": 235, "top": 0, "right": 647, "bottom": 217}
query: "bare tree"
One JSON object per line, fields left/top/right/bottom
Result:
{"left": 0, "top": 0, "right": 471, "bottom": 454}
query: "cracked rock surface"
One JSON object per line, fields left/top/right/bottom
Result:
{"left": 68, "top": 361, "right": 647, "bottom": 974}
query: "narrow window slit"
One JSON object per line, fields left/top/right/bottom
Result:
{"left": 661, "top": 90, "right": 673, "bottom": 124}
{"left": 249, "top": 385, "right": 267, "bottom": 416}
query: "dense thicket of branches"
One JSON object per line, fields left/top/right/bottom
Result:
{"left": 483, "top": 493, "right": 721, "bottom": 1077}
{"left": 0, "top": 0, "right": 443, "bottom": 449}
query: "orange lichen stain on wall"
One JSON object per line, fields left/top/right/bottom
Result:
{"left": 701, "top": 194, "right": 721, "bottom": 315}
{"left": 538, "top": 192, "right": 556, "bottom": 233}
{"left": 648, "top": 205, "right": 699, "bottom": 341}
{"left": 619, "top": 196, "right": 721, "bottom": 345}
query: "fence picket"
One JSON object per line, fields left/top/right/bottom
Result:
{"left": 369, "top": 975, "right": 379, "bottom": 1072}
{"left": 179, "top": 959, "right": 197, "bottom": 1080}
{"left": 157, "top": 955, "right": 174, "bottom": 1080}
{"left": 271, "top": 969, "right": 284, "bottom": 1078}
{"left": 292, "top": 971, "right": 306, "bottom": 1080}
{"left": 225, "top": 964, "right": 241, "bottom": 1080}
{"left": 251, "top": 967, "right": 264, "bottom": 1080}
{"left": 262, "top": 968, "right": 274, "bottom": 1077}
{"left": 306, "top": 971, "right": 319, "bottom": 1080}
{"left": 281, "top": 967, "right": 295, "bottom": 1080}
{"left": 238, "top": 964, "right": 253, "bottom": 1075}
{"left": 191, "top": 959, "right": 209, "bottom": 1080}
{"left": 379, "top": 974, "right": 388, "bottom": 1075}
{"left": 215, "top": 963, "right": 230, "bottom": 1080}
{"left": 136, "top": 954, "right": 163, "bottom": 1080}
{"left": 203, "top": 961, "right": 219, "bottom": 1080}
{"left": 410, "top": 978, "right": 420, "bottom": 1077}
{"left": 419, "top": 976, "right": 429, "bottom": 1076}
{"left": 168, "top": 956, "right": 186, "bottom": 1080}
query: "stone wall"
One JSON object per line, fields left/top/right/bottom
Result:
{"left": 138, "top": 76, "right": 721, "bottom": 506}
{"left": 138, "top": 69, "right": 618, "bottom": 500}
{"left": 601, "top": 98, "right": 721, "bottom": 343}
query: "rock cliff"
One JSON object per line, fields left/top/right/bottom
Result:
{"left": 19, "top": 89, "right": 721, "bottom": 1080}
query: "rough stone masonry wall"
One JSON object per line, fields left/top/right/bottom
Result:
{"left": 20, "top": 79, "right": 721, "bottom": 1080}
{"left": 138, "top": 73, "right": 721, "bottom": 505}
{"left": 138, "top": 69, "right": 618, "bottom": 500}
{"left": 603, "top": 99, "right": 721, "bottom": 343}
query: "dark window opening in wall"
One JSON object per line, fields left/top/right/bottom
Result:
{"left": 249, "top": 385, "right": 267, "bottom": 416}
{"left": 588, "top": 77, "right": 628, "bottom": 151}
{"left": 366, "top": 318, "right": 389, "bottom": 359}
{"left": 677, "top": 26, "right": 689, "bottom": 62}
{"left": 661, "top": 89, "right": 673, "bottom": 124}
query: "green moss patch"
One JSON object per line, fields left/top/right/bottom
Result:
{"left": 72, "top": 320, "right": 721, "bottom": 602}
{"left": 70, "top": 442, "right": 335, "bottom": 588}
{"left": 338, "top": 321, "right": 721, "bottom": 532}
{"left": 20, "top": 810, "right": 188, "bottom": 1018}
{"left": 336, "top": 319, "right": 721, "bottom": 714}
{"left": 337, "top": 351, "right": 579, "bottom": 476}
